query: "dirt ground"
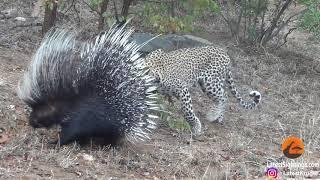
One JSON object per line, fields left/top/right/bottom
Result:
{"left": 1, "top": 1, "right": 320, "bottom": 179}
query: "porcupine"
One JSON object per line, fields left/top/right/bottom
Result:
{"left": 17, "top": 23, "right": 158, "bottom": 145}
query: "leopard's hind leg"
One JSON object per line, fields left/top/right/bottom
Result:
{"left": 199, "top": 76, "right": 227, "bottom": 123}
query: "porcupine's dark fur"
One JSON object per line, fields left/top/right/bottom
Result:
{"left": 17, "top": 23, "right": 158, "bottom": 145}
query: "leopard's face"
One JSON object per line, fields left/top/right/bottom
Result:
{"left": 145, "top": 49, "right": 164, "bottom": 66}
{"left": 145, "top": 49, "right": 166, "bottom": 81}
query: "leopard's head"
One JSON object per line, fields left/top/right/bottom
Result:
{"left": 144, "top": 49, "right": 166, "bottom": 80}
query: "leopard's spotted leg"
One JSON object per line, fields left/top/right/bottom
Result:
{"left": 162, "top": 79, "right": 202, "bottom": 135}
{"left": 213, "top": 91, "right": 227, "bottom": 123}
{"left": 200, "top": 76, "right": 227, "bottom": 123}
{"left": 158, "top": 82, "right": 175, "bottom": 106}
{"left": 177, "top": 87, "right": 202, "bottom": 135}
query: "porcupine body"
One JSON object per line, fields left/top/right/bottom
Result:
{"left": 17, "top": 24, "right": 158, "bottom": 145}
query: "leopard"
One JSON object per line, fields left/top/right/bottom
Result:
{"left": 145, "top": 46, "right": 261, "bottom": 135}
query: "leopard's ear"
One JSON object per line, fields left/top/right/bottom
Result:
{"left": 145, "top": 49, "right": 164, "bottom": 62}
{"left": 153, "top": 49, "right": 164, "bottom": 53}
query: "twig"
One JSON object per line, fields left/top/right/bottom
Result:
{"left": 260, "top": 0, "right": 293, "bottom": 45}
{"left": 269, "top": 9, "right": 305, "bottom": 41}
{"left": 72, "top": 0, "right": 81, "bottom": 25}
{"left": 80, "top": 0, "right": 100, "bottom": 15}
{"left": 260, "top": 5, "right": 266, "bottom": 37}
{"left": 112, "top": 0, "right": 120, "bottom": 22}
{"left": 63, "top": 0, "right": 77, "bottom": 14}
{"left": 277, "top": 119, "right": 286, "bottom": 138}
{"left": 277, "top": 27, "right": 297, "bottom": 48}
{"left": 201, "top": 161, "right": 211, "bottom": 180}
{"left": 10, "top": 22, "right": 42, "bottom": 30}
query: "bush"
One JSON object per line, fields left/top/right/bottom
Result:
{"left": 216, "top": 0, "right": 299, "bottom": 47}
{"left": 299, "top": 0, "right": 320, "bottom": 38}
{"left": 140, "top": 0, "right": 220, "bottom": 33}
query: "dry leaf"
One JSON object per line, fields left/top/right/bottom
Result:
{"left": 0, "top": 133, "right": 9, "bottom": 144}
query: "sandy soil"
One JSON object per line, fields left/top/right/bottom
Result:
{"left": 0, "top": 0, "right": 319, "bottom": 179}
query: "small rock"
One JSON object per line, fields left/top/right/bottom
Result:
{"left": 9, "top": 105, "right": 16, "bottom": 110}
{"left": 2, "top": 8, "right": 18, "bottom": 18}
{"left": 14, "top": 17, "right": 26, "bottom": 21}
{"left": 143, "top": 172, "right": 150, "bottom": 176}
{"left": 0, "top": 79, "right": 5, "bottom": 86}
{"left": 75, "top": 171, "right": 82, "bottom": 177}
{"left": 0, "top": 134, "right": 9, "bottom": 144}
{"left": 107, "top": 177, "right": 117, "bottom": 180}
{"left": 79, "top": 153, "right": 95, "bottom": 161}
{"left": 20, "top": 176, "right": 33, "bottom": 180}
{"left": 153, "top": 176, "right": 160, "bottom": 180}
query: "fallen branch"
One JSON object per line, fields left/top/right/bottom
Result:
{"left": 278, "top": 27, "right": 297, "bottom": 48}
{"left": 10, "top": 22, "right": 42, "bottom": 30}
{"left": 63, "top": 0, "right": 77, "bottom": 14}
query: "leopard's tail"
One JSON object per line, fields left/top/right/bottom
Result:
{"left": 226, "top": 70, "right": 261, "bottom": 109}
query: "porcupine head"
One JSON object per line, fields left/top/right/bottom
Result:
{"left": 17, "top": 23, "right": 158, "bottom": 145}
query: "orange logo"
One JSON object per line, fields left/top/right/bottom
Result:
{"left": 281, "top": 136, "right": 304, "bottom": 159}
